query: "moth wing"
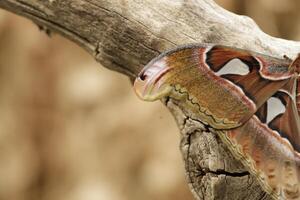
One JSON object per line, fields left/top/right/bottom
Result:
{"left": 225, "top": 77, "right": 300, "bottom": 198}
{"left": 207, "top": 45, "right": 292, "bottom": 109}
{"left": 225, "top": 115, "right": 300, "bottom": 199}
{"left": 268, "top": 78, "right": 300, "bottom": 151}
{"left": 253, "top": 77, "right": 300, "bottom": 151}
{"left": 297, "top": 79, "right": 300, "bottom": 117}
{"left": 134, "top": 44, "right": 292, "bottom": 129}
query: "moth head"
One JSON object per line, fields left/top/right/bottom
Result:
{"left": 290, "top": 53, "right": 300, "bottom": 74}
{"left": 134, "top": 58, "right": 173, "bottom": 101}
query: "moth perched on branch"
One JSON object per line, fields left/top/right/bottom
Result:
{"left": 2, "top": 0, "right": 300, "bottom": 199}
{"left": 134, "top": 44, "right": 300, "bottom": 200}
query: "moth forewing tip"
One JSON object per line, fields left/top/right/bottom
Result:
{"left": 133, "top": 82, "right": 173, "bottom": 102}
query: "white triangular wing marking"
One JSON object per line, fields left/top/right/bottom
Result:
{"left": 267, "top": 97, "right": 286, "bottom": 124}
{"left": 215, "top": 58, "right": 250, "bottom": 76}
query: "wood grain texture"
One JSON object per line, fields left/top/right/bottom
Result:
{"left": 1, "top": 0, "right": 300, "bottom": 199}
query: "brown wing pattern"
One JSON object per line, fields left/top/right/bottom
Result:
{"left": 224, "top": 76, "right": 300, "bottom": 199}
{"left": 134, "top": 44, "right": 300, "bottom": 199}
{"left": 297, "top": 79, "right": 300, "bottom": 116}
{"left": 269, "top": 78, "right": 300, "bottom": 151}
{"left": 205, "top": 46, "right": 258, "bottom": 71}
{"left": 206, "top": 46, "right": 292, "bottom": 109}
{"left": 224, "top": 116, "right": 300, "bottom": 199}
{"left": 135, "top": 44, "right": 292, "bottom": 129}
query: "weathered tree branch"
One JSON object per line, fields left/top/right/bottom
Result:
{"left": 1, "top": 0, "right": 300, "bottom": 199}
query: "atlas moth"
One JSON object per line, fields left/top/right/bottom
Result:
{"left": 133, "top": 44, "right": 300, "bottom": 200}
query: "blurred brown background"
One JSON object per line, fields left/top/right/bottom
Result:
{"left": 0, "top": 0, "right": 299, "bottom": 200}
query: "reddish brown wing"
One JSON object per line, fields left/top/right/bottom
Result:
{"left": 297, "top": 79, "right": 300, "bottom": 116}
{"left": 225, "top": 116, "right": 300, "bottom": 199}
{"left": 206, "top": 46, "right": 292, "bottom": 80}
{"left": 134, "top": 44, "right": 293, "bottom": 129}
{"left": 205, "top": 46, "right": 257, "bottom": 70}
{"left": 206, "top": 45, "right": 292, "bottom": 109}
{"left": 269, "top": 79, "right": 300, "bottom": 151}
{"left": 135, "top": 44, "right": 300, "bottom": 198}
{"left": 254, "top": 77, "right": 300, "bottom": 152}
{"left": 224, "top": 76, "right": 300, "bottom": 198}
{"left": 218, "top": 52, "right": 300, "bottom": 199}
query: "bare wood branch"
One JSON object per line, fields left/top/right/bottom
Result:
{"left": 1, "top": 0, "right": 300, "bottom": 199}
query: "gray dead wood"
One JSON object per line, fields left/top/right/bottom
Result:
{"left": 1, "top": 0, "right": 300, "bottom": 199}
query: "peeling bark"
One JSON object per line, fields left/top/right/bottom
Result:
{"left": 1, "top": 0, "right": 300, "bottom": 199}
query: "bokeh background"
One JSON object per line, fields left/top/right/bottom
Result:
{"left": 0, "top": 0, "right": 299, "bottom": 200}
